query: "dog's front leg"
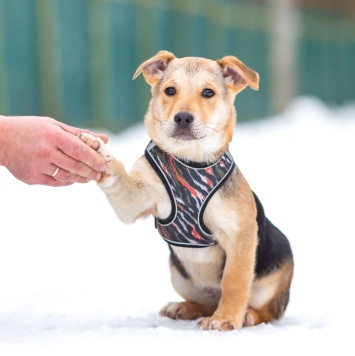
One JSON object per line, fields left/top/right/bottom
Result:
{"left": 198, "top": 229, "right": 258, "bottom": 331}
{"left": 79, "top": 133, "right": 156, "bottom": 224}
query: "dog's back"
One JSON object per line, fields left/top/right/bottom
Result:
{"left": 253, "top": 192, "right": 293, "bottom": 278}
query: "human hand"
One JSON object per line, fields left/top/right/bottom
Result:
{"left": 0, "top": 115, "right": 109, "bottom": 186}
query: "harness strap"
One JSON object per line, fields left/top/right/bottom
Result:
{"left": 145, "top": 141, "right": 235, "bottom": 248}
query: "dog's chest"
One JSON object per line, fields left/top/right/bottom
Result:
{"left": 172, "top": 245, "right": 226, "bottom": 286}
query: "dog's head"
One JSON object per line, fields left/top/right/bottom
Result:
{"left": 134, "top": 50, "right": 259, "bottom": 163}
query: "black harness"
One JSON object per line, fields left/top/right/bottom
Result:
{"left": 145, "top": 141, "right": 235, "bottom": 248}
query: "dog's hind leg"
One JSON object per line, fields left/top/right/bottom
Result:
{"left": 160, "top": 301, "right": 213, "bottom": 320}
{"left": 245, "top": 258, "right": 294, "bottom": 326}
{"left": 160, "top": 263, "right": 220, "bottom": 320}
{"left": 244, "top": 288, "right": 290, "bottom": 326}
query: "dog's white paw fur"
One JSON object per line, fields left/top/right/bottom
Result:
{"left": 79, "top": 132, "right": 113, "bottom": 163}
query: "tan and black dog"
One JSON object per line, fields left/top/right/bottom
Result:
{"left": 80, "top": 50, "right": 294, "bottom": 331}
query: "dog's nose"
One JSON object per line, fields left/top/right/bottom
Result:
{"left": 174, "top": 112, "right": 194, "bottom": 127}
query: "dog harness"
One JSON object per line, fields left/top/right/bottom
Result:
{"left": 145, "top": 141, "right": 235, "bottom": 248}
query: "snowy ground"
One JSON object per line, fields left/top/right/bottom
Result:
{"left": 0, "top": 97, "right": 354, "bottom": 355}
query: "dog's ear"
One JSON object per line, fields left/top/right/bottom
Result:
{"left": 133, "top": 50, "right": 175, "bottom": 85}
{"left": 217, "top": 56, "right": 259, "bottom": 93}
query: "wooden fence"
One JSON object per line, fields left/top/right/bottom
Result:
{"left": 0, "top": 0, "right": 354, "bottom": 132}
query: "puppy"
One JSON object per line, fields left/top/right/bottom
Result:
{"left": 80, "top": 50, "right": 294, "bottom": 331}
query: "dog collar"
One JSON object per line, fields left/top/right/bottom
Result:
{"left": 145, "top": 141, "right": 235, "bottom": 248}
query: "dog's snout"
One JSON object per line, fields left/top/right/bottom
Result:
{"left": 174, "top": 112, "right": 194, "bottom": 127}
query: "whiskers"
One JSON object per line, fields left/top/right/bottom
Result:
{"left": 154, "top": 120, "right": 175, "bottom": 136}
{"left": 203, "top": 124, "right": 220, "bottom": 134}
{"left": 153, "top": 120, "right": 223, "bottom": 139}
{"left": 193, "top": 121, "right": 227, "bottom": 136}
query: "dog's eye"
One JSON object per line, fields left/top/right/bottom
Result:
{"left": 202, "top": 89, "right": 215, "bottom": 98}
{"left": 164, "top": 87, "right": 176, "bottom": 96}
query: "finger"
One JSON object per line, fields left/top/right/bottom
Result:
{"left": 58, "top": 122, "right": 109, "bottom": 144}
{"left": 81, "top": 129, "right": 109, "bottom": 144}
{"left": 48, "top": 180, "right": 73, "bottom": 187}
{"left": 56, "top": 133, "right": 107, "bottom": 173}
{"left": 46, "top": 166, "right": 95, "bottom": 184}
{"left": 50, "top": 166, "right": 60, "bottom": 178}
{"left": 50, "top": 149, "right": 102, "bottom": 181}
{"left": 39, "top": 174, "right": 74, "bottom": 187}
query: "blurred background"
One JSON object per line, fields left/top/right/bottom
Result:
{"left": 0, "top": 0, "right": 354, "bottom": 133}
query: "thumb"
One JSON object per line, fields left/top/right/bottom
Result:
{"left": 58, "top": 122, "right": 109, "bottom": 144}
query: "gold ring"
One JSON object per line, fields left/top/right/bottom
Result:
{"left": 52, "top": 167, "right": 60, "bottom": 177}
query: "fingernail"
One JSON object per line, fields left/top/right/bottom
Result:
{"left": 100, "top": 163, "right": 107, "bottom": 171}
{"left": 95, "top": 172, "right": 102, "bottom": 181}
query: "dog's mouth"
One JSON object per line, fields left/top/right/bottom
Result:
{"left": 171, "top": 126, "right": 206, "bottom": 141}
{"left": 172, "top": 131, "right": 195, "bottom": 141}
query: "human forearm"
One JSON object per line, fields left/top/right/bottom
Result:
{"left": 0, "top": 115, "right": 12, "bottom": 167}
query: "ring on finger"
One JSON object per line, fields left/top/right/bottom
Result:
{"left": 52, "top": 166, "right": 60, "bottom": 178}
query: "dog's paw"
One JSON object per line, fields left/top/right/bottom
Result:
{"left": 79, "top": 132, "right": 113, "bottom": 163}
{"left": 243, "top": 308, "right": 256, "bottom": 327}
{"left": 197, "top": 315, "right": 242, "bottom": 331}
{"left": 160, "top": 302, "right": 208, "bottom": 320}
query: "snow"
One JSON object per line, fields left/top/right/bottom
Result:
{"left": 0, "top": 96, "right": 354, "bottom": 355}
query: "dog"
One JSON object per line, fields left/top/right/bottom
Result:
{"left": 79, "top": 50, "right": 294, "bottom": 331}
